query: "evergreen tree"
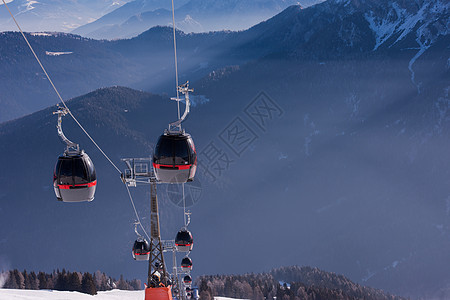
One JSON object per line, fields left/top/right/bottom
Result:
{"left": 29, "top": 271, "right": 39, "bottom": 290}
{"left": 13, "top": 269, "right": 25, "bottom": 289}
{"left": 130, "top": 279, "right": 142, "bottom": 290}
{"left": 23, "top": 270, "right": 34, "bottom": 289}
{"left": 224, "top": 277, "right": 233, "bottom": 297}
{"left": 4, "top": 270, "right": 18, "bottom": 289}
{"left": 67, "top": 271, "right": 82, "bottom": 292}
{"left": 55, "top": 269, "right": 67, "bottom": 291}
{"left": 253, "top": 286, "right": 264, "bottom": 300}
{"left": 37, "top": 272, "right": 48, "bottom": 289}
{"left": 116, "top": 274, "right": 129, "bottom": 290}
{"left": 81, "top": 272, "right": 97, "bottom": 295}
{"left": 200, "top": 290, "right": 212, "bottom": 300}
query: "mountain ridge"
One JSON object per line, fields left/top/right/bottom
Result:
{"left": 1, "top": 0, "right": 447, "bottom": 122}
{"left": 198, "top": 266, "right": 406, "bottom": 300}
{"left": 72, "top": 0, "right": 326, "bottom": 39}
{"left": 0, "top": 0, "right": 133, "bottom": 32}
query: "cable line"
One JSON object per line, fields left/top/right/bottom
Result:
{"left": 125, "top": 184, "right": 151, "bottom": 241}
{"left": 171, "top": 0, "right": 180, "bottom": 119}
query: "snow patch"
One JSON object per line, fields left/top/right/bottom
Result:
{"left": 365, "top": 11, "right": 401, "bottom": 51}
{"left": 365, "top": 0, "right": 449, "bottom": 92}
{"left": 278, "top": 281, "right": 291, "bottom": 288}
{"left": 364, "top": 1, "right": 427, "bottom": 51}
{"left": 177, "top": 14, "right": 203, "bottom": 33}
{"left": 392, "top": 260, "right": 399, "bottom": 268}
{"left": 189, "top": 95, "right": 210, "bottom": 107}
{"left": 364, "top": 1, "right": 439, "bottom": 51}
{"left": 45, "top": 51, "right": 73, "bottom": 56}
{"left": 21, "top": 0, "right": 39, "bottom": 12}
{"left": 362, "top": 269, "right": 376, "bottom": 282}
{"left": 30, "top": 32, "right": 53, "bottom": 37}
{"left": 365, "top": 0, "right": 450, "bottom": 94}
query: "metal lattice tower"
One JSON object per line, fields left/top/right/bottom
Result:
{"left": 122, "top": 158, "right": 169, "bottom": 288}
{"left": 148, "top": 178, "right": 170, "bottom": 287}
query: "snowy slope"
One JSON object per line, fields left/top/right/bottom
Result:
{"left": 0, "top": 289, "right": 144, "bottom": 300}
{"left": 0, "top": 290, "right": 243, "bottom": 300}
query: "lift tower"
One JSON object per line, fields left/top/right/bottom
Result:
{"left": 148, "top": 176, "right": 169, "bottom": 287}
{"left": 122, "top": 158, "right": 172, "bottom": 300}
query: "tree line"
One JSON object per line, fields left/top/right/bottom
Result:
{"left": 197, "top": 266, "right": 407, "bottom": 300}
{"left": 1, "top": 269, "right": 141, "bottom": 295}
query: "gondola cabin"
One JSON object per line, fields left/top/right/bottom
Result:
{"left": 132, "top": 238, "right": 150, "bottom": 261}
{"left": 183, "top": 275, "right": 192, "bottom": 285}
{"left": 181, "top": 256, "right": 193, "bottom": 271}
{"left": 53, "top": 151, "right": 96, "bottom": 202}
{"left": 175, "top": 229, "right": 193, "bottom": 252}
{"left": 153, "top": 132, "right": 197, "bottom": 183}
{"left": 186, "top": 287, "right": 192, "bottom": 299}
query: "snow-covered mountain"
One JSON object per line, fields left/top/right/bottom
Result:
{"left": 71, "top": 0, "right": 189, "bottom": 39}
{"left": 72, "top": 0, "right": 326, "bottom": 39}
{"left": 0, "top": 0, "right": 133, "bottom": 32}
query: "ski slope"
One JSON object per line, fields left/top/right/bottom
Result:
{"left": 0, "top": 289, "right": 144, "bottom": 299}
{"left": 0, "top": 290, "right": 246, "bottom": 300}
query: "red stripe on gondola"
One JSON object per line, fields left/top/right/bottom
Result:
{"left": 177, "top": 165, "right": 192, "bottom": 170}
{"left": 135, "top": 252, "right": 150, "bottom": 255}
{"left": 58, "top": 180, "right": 97, "bottom": 190}
{"left": 176, "top": 243, "right": 192, "bottom": 246}
{"left": 153, "top": 163, "right": 192, "bottom": 170}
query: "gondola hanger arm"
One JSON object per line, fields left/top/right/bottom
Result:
{"left": 169, "top": 82, "right": 194, "bottom": 132}
{"left": 53, "top": 106, "right": 79, "bottom": 153}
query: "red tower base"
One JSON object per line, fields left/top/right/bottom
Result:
{"left": 145, "top": 286, "right": 173, "bottom": 300}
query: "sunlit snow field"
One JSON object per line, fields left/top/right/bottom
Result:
{"left": 0, "top": 289, "right": 144, "bottom": 299}
{"left": 0, "top": 290, "right": 242, "bottom": 300}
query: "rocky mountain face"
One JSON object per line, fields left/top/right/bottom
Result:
{"left": 0, "top": 0, "right": 448, "bottom": 299}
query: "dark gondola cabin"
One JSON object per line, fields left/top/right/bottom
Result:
{"left": 153, "top": 132, "right": 197, "bottom": 183}
{"left": 175, "top": 229, "right": 193, "bottom": 252}
{"left": 53, "top": 151, "right": 96, "bottom": 202}
{"left": 183, "top": 275, "right": 192, "bottom": 285}
{"left": 181, "top": 256, "right": 193, "bottom": 271}
{"left": 132, "top": 238, "right": 150, "bottom": 261}
{"left": 186, "top": 287, "right": 193, "bottom": 299}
